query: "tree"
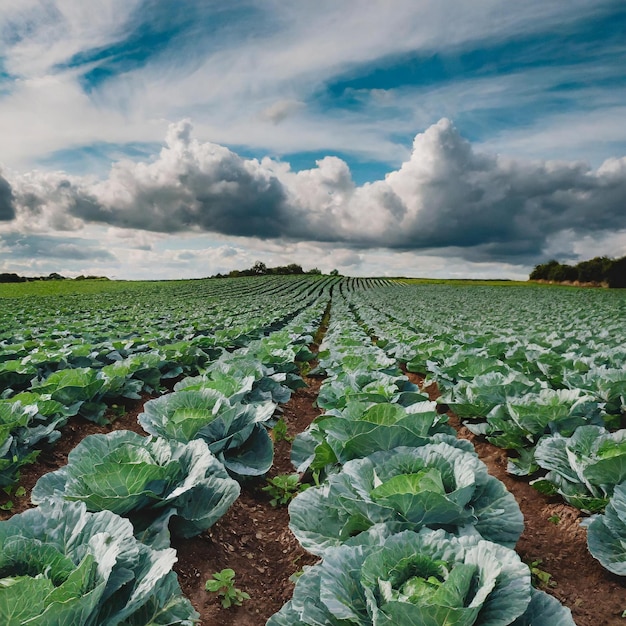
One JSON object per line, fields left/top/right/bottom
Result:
{"left": 330, "top": 269, "right": 340, "bottom": 276}
{"left": 0, "top": 272, "right": 26, "bottom": 283}
{"left": 576, "top": 257, "right": 612, "bottom": 283}
{"left": 607, "top": 257, "right": 626, "bottom": 288}
{"left": 529, "top": 260, "right": 559, "bottom": 281}
{"left": 252, "top": 261, "right": 267, "bottom": 275}
{"left": 548, "top": 263, "right": 577, "bottom": 282}
{"left": 285, "top": 263, "right": 304, "bottom": 275}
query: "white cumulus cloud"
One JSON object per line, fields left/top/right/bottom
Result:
{"left": 3, "top": 119, "right": 625, "bottom": 265}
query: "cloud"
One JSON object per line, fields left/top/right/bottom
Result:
{"left": 0, "top": 232, "right": 116, "bottom": 261}
{"left": 5, "top": 119, "right": 626, "bottom": 264}
{"left": 0, "top": 172, "right": 16, "bottom": 221}
{"left": 84, "top": 120, "right": 297, "bottom": 237}
{"left": 260, "top": 100, "right": 305, "bottom": 125}
{"left": 0, "top": 1, "right": 621, "bottom": 173}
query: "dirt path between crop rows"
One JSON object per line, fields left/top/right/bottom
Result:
{"left": 408, "top": 373, "right": 626, "bottom": 626}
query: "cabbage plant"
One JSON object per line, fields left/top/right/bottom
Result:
{"left": 532, "top": 425, "right": 626, "bottom": 512}
{"left": 0, "top": 500, "right": 198, "bottom": 625}
{"left": 316, "top": 371, "right": 425, "bottom": 410}
{"left": 587, "top": 482, "right": 626, "bottom": 575}
{"left": 438, "top": 371, "right": 542, "bottom": 420}
{"left": 32, "top": 430, "right": 240, "bottom": 546}
{"left": 139, "top": 388, "right": 275, "bottom": 477}
{"left": 31, "top": 367, "right": 108, "bottom": 423}
{"left": 464, "top": 389, "right": 606, "bottom": 477}
{"left": 0, "top": 391, "right": 83, "bottom": 486}
{"left": 0, "top": 401, "right": 39, "bottom": 486}
{"left": 563, "top": 366, "right": 626, "bottom": 416}
{"left": 291, "top": 401, "right": 456, "bottom": 476}
{"left": 175, "top": 361, "right": 294, "bottom": 404}
{"left": 268, "top": 526, "right": 574, "bottom": 626}
{"left": 289, "top": 443, "right": 523, "bottom": 555}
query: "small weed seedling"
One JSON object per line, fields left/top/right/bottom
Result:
{"left": 289, "top": 568, "right": 305, "bottom": 584}
{"left": 527, "top": 559, "right": 556, "bottom": 588}
{"left": 205, "top": 569, "right": 250, "bottom": 608}
{"left": 547, "top": 514, "right": 561, "bottom": 525}
{"left": 0, "top": 485, "right": 26, "bottom": 511}
{"left": 262, "top": 473, "right": 309, "bottom": 507}
{"left": 272, "top": 417, "right": 293, "bottom": 443}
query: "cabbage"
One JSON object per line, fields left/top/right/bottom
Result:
{"left": 291, "top": 401, "right": 456, "bottom": 475}
{"left": 587, "top": 482, "right": 626, "bottom": 575}
{"left": 139, "top": 388, "right": 275, "bottom": 477}
{"left": 32, "top": 430, "right": 240, "bottom": 547}
{"left": 532, "top": 425, "right": 626, "bottom": 512}
{"left": 268, "top": 526, "right": 574, "bottom": 626}
{"left": 316, "top": 370, "right": 425, "bottom": 410}
{"left": 289, "top": 443, "right": 523, "bottom": 555}
{"left": 0, "top": 500, "right": 198, "bottom": 625}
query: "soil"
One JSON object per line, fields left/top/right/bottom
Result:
{"left": 2, "top": 360, "right": 624, "bottom": 625}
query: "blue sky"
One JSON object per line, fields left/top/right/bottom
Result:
{"left": 0, "top": 0, "right": 625, "bottom": 279}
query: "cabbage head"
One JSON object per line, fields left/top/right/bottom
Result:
{"left": 31, "top": 430, "right": 240, "bottom": 547}
{"left": 532, "top": 425, "right": 626, "bottom": 512}
{"left": 0, "top": 500, "right": 198, "bottom": 625}
{"left": 291, "top": 401, "right": 456, "bottom": 476}
{"left": 268, "top": 526, "right": 574, "bottom": 626}
{"left": 138, "top": 388, "right": 275, "bottom": 477}
{"left": 289, "top": 443, "right": 523, "bottom": 555}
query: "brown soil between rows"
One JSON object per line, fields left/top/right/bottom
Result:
{"left": 409, "top": 373, "right": 626, "bottom": 626}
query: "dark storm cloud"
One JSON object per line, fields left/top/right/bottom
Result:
{"left": 0, "top": 172, "right": 15, "bottom": 221}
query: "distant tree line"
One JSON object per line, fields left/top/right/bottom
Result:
{"left": 0, "top": 272, "right": 109, "bottom": 283}
{"left": 210, "top": 261, "right": 340, "bottom": 279}
{"left": 529, "top": 256, "right": 626, "bottom": 288}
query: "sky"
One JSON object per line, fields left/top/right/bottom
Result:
{"left": 0, "top": 1, "right": 625, "bottom": 280}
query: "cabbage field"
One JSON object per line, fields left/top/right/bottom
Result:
{"left": 0, "top": 276, "right": 624, "bottom": 625}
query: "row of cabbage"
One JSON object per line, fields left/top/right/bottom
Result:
{"left": 0, "top": 288, "right": 332, "bottom": 624}
{"left": 0, "top": 276, "right": 334, "bottom": 402}
{"left": 347, "top": 284, "right": 626, "bottom": 577}
{"left": 269, "top": 293, "right": 575, "bottom": 625}
{"left": 0, "top": 276, "right": 337, "bottom": 487}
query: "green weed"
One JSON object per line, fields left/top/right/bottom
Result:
{"left": 262, "top": 473, "right": 309, "bottom": 507}
{"left": 205, "top": 569, "right": 250, "bottom": 608}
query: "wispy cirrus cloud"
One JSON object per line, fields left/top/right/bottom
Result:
{"left": 0, "top": 1, "right": 623, "bottom": 172}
